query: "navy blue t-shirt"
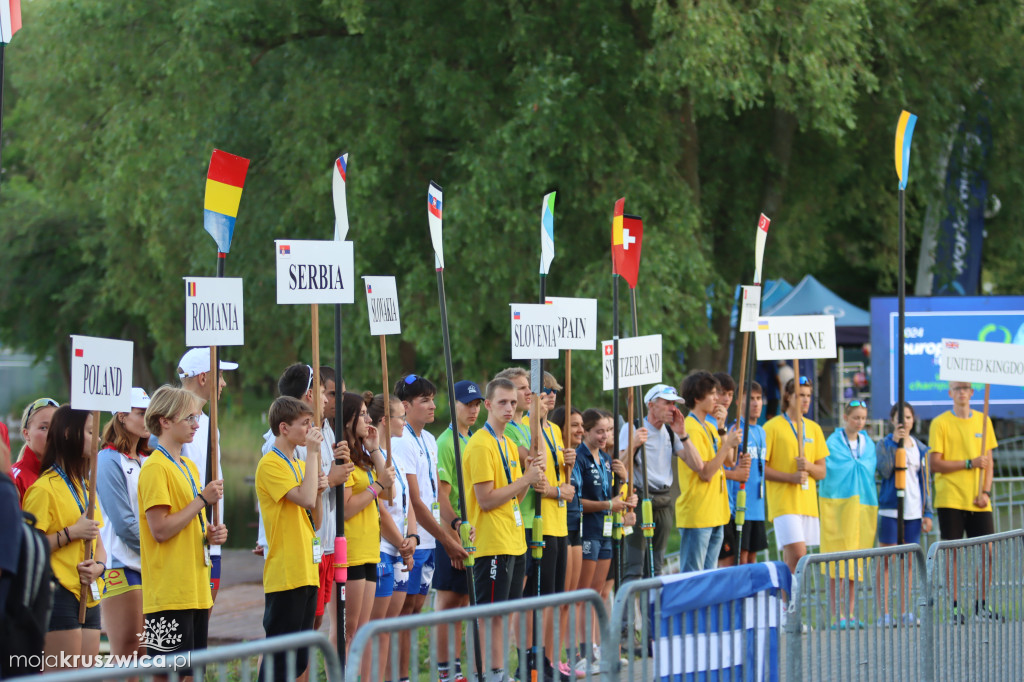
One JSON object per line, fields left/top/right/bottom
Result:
{"left": 576, "top": 442, "right": 613, "bottom": 539}
{"left": 566, "top": 455, "right": 584, "bottom": 535}
{"left": 0, "top": 474, "right": 22, "bottom": 613}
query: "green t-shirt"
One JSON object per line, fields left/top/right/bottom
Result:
{"left": 504, "top": 419, "right": 536, "bottom": 522}
{"left": 436, "top": 425, "right": 473, "bottom": 514}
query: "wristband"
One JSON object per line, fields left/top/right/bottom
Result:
{"left": 64, "top": 528, "right": 72, "bottom": 544}
{"left": 96, "top": 561, "right": 106, "bottom": 573}
{"left": 965, "top": 459, "right": 973, "bottom": 470}
{"left": 451, "top": 518, "right": 462, "bottom": 531}
{"left": 983, "top": 489, "right": 991, "bottom": 496}
{"left": 406, "top": 533, "right": 421, "bottom": 546}
{"left": 718, "top": 428, "right": 727, "bottom": 436}
{"left": 198, "top": 492, "right": 210, "bottom": 506}
{"left": 368, "top": 484, "right": 378, "bottom": 499}
{"left": 680, "top": 434, "right": 690, "bottom": 443}
{"left": 556, "top": 487, "right": 562, "bottom": 501}
{"left": 608, "top": 500, "right": 613, "bottom": 511}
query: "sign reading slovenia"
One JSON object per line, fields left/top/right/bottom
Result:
{"left": 510, "top": 304, "right": 560, "bottom": 360}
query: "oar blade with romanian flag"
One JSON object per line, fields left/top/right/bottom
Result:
{"left": 611, "top": 198, "right": 643, "bottom": 289}
{"left": 203, "top": 150, "right": 250, "bottom": 254}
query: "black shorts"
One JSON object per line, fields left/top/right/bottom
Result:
{"left": 144, "top": 608, "right": 208, "bottom": 676}
{"left": 938, "top": 508, "right": 995, "bottom": 540}
{"left": 525, "top": 535, "right": 567, "bottom": 597}
{"left": 567, "top": 530, "right": 582, "bottom": 547}
{"left": 432, "top": 545, "right": 468, "bottom": 595}
{"left": 720, "top": 518, "right": 769, "bottom": 558}
{"left": 49, "top": 584, "right": 101, "bottom": 632}
{"left": 260, "top": 586, "right": 318, "bottom": 682}
{"left": 473, "top": 553, "right": 526, "bottom": 605}
{"left": 346, "top": 562, "right": 379, "bottom": 582}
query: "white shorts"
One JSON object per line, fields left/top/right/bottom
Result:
{"left": 774, "top": 514, "right": 820, "bottom": 548}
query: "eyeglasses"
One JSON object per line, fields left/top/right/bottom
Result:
{"left": 181, "top": 414, "right": 202, "bottom": 426}
{"left": 950, "top": 386, "right": 973, "bottom": 393}
{"left": 404, "top": 374, "right": 419, "bottom": 385}
{"left": 848, "top": 400, "right": 867, "bottom": 408}
{"left": 392, "top": 413, "right": 407, "bottom": 420}
{"left": 23, "top": 397, "right": 59, "bottom": 429}
{"left": 540, "top": 388, "right": 556, "bottom": 395}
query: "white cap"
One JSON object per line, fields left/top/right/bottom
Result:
{"left": 111, "top": 387, "right": 152, "bottom": 415}
{"left": 177, "top": 347, "right": 239, "bottom": 378}
{"left": 644, "top": 383, "right": 683, "bottom": 404}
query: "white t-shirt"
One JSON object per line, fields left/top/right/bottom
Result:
{"left": 392, "top": 424, "right": 438, "bottom": 549}
{"left": 619, "top": 418, "right": 675, "bottom": 492}
{"left": 380, "top": 438, "right": 413, "bottom": 556}
{"left": 881, "top": 438, "right": 923, "bottom": 520}
{"left": 181, "top": 412, "right": 222, "bottom": 556}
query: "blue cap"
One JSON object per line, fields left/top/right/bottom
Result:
{"left": 454, "top": 380, "right": 483, "bottom": 404}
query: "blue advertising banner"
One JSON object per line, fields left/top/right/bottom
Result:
{"left": 870, "top": 296, "right": 1024, "bottom": 420}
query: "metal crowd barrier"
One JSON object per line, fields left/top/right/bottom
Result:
{"left": 345, "top": 589, "right": 608, "bottom": 682}
{"left": 34, "top": 631, "right": 340, "bottom": 681}
{"left": 992, "top": 476, "right": 1024, "bottom": 533}
{"left": 925, "top": 528, "right": 1024, "bottom": 682}
{"left": 786, "top": 544, "right": 930, "bottom": 681}
{"left": 610, "top": 562, "right": 790, "bottom": 681}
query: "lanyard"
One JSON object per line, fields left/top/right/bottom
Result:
{"left": 406, "top": 424, "right": 437, "bottom": 499}
{"left": 509, "top": 420, "right": 528, "bottom": 441}
{"left": 696, "top": 417, "right": 718, "bottom": 455}
{"left": 158, "top": 446, "right": 205, "bottom": 534}
{"left": 449, "top": 423, "right": 473, "bottom": 447}
{"left": 580, "top": 443, "right": 610, "bottom": 499}
{"left": 389, "top": 448, "right": 409, "bottom": 514}
{"left": 540, "top": 423, "right": 561, "bottom": 483}
{"left": 783, "top": 414, "right": 806, "bottom": 447}
{"left": 848, "top": 433, "right": 861, "bottom": 459}
{"left": 53, "top": 465, "right": 86, "bottom": 515}
{"left": 484, "top": 423, "right": 514, "bottom": 484}
{"left": 272, "top": 448, "right": 316, "bottom": 531}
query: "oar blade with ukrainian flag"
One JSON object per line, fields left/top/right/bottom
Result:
{"left": 894, "top": 110, "right": 918, "bottom": 191}
{"left": 203, "top": 149, "right": 250, "bottom": 255}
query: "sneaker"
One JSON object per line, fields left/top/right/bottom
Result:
{"left": 879, "top": 613, "right": 896, "bottom": 628}
{"left": 951, "top": 605, "right": 967, "bottom": 625}
{"left": 560, "top": 661, "right": 585, "bottom": 680}
{"left": 901, "top": 612, "right": 919, "bottom": 627}
{"left": 831, "top": 619, "right": 848, "bottom": 631}
{"left": 975, "top": 604, "right": 1005, "bottom": 623}
{"left": 851, "top": 619, "right": 866, "bottom": 630}
{"left": 543, "top": 660, "right": 572, "bottom": 682}
{"left": 573, "top": 659, "right": 589, "bottom": 676}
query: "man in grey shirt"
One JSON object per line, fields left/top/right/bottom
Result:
{"left": 619, "top": 384, "right": 697, "bottom": 581}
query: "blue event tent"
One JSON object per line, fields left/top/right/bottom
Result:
{"left": 762, "top": 274, "right": 870, "bottom": 345}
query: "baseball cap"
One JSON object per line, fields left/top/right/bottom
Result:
{"left": 453, "top": 380, "right": 483, "bottom": 404}
{"left": 177, "top": 347, "right": 239, "bottom": 378}
{"left": 644, "top": 383, "right": 683, "bottom": 404}
{"left": 111, "top": 387, "right": 152, "bottom": 415}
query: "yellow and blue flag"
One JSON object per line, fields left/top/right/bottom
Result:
{"left": 894, "top": 110, "right": 918, "bottom": 191}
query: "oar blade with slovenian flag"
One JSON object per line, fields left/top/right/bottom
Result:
{"left": 333, "top": 153, "right": 350, "bottom": 241}
{"left": 428, "top": 181, "right": 444, "bottom": 270}
{"left": 611, "top": 198, "right": 643, "bottom": 289}
{"left": 0, "top": 0, "right": 21, "bottom": 43}
{"left": 540, "top": 190, "right": 556, "bottom": 275}
{"left": 203, "top": 149, "right": 250, "bottom": 254}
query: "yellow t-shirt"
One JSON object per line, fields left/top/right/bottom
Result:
{"left": 256, "top": 450, "right": 319, "bottom": 593}
{"left": 537, "top": 421, "right": 568, "bottom": 537}
{"left": 23, "top": 469, "right": 105, "bottom": 606}
{"left": 138, "top": 451, "right": 212, "bottom": 612}
{"left": 764, "top": 415, "right": 828, "bottom": 521}
{"left": 929, "top": 410, "right": 996, "bottom": 512}
{"left": 344, "top": 466, "right": 381, "bottom": 566}
{"left": 464, "top": 426, "right": 527, "bottom": 558}
{"left": 675, "top": 415, "right": 730, "bottom": 529}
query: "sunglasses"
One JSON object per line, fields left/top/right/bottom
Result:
{"left": 540, "top": 388, "right": 557, "bottom": 395}
{"left": 798, "top": 376, "right": 810, "bottom": 386}
{"left": 404, "top": 374, "right": 419, "bottom": 385}
{"left": 23, "top": 397, "right": 59, "bottom": 430}
{"left": 848, "top": 400, "right": 867, "bottom": 408}
{"left": 306, "top": 365, "right": 315, "bottom": 392}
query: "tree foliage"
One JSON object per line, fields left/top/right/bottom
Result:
{"left": 2, "top": 0, "right": 1023, "bottom": 409}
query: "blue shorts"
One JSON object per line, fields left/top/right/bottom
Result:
{"left": 581, "top": 536, "right": 612, "bottom": 561}
{"left": 374, "top": 554, "right": 409, "bottom": 598}
{"left": 878, "top": 516, "right": 922, "bottom": 545}
{"left": 211, "top": 554, "right": 222, "bottom": 591}
{"left": 407, "top": 548, "right": 435, "bottom": 596}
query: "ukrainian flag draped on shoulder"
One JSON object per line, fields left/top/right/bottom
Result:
{"left": 819, "top": 429, "right": 878, "bottom": 578}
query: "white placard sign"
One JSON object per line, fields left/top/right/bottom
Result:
{"left": 754, "top": 315, "right": 837, "bottom": 361}
{"left": 545, "top": 297, "right": 598, "bottom": 350}
{"left": 510, "top": 304, "right": 560, "bottom": 360}
{"left": 601, "top": 334, "right": 663, "bottom": 390}
{"left": 738, "top": 285, "right": 762, "bottom": 333}
{"left": 70, "top": 335, "right": 133, "bottom": 413}
{"left": 275, "top": 239, "right": 355, "bottom": 305}
{"left": 184, "top": 277, "right": 244, "bottom": 347}
{"left": 363, "top": 276, "right": 401, "bottom": 336}
{"left": 939, "top": 338, "right": 1024, "bottom": 387}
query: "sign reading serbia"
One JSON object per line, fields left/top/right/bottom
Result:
{"left": 754, "top": 315, "right": 837, "bottom": 361}
{"left": 545, "top": 297, "right": 598, "bottom": 350}
{"left": 275, "top": 240, "right": 355, "bottom": 304}
{"left": 602, "top": 334, "right": 663, "bottom": 390}
{"left": 939, "top": 339, "right": 1024, "bottom": 387}
{"left": 363, "top": 276, "right": 401, "bottom": 336}
{"left": 70, "top": 335, "right": 132, "bottom": 413}
{"left": 511, "top": 304, "right": 560, "bottom": 360}
{"left": 184, "top": 277, "right": 244, "bottom": 347}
